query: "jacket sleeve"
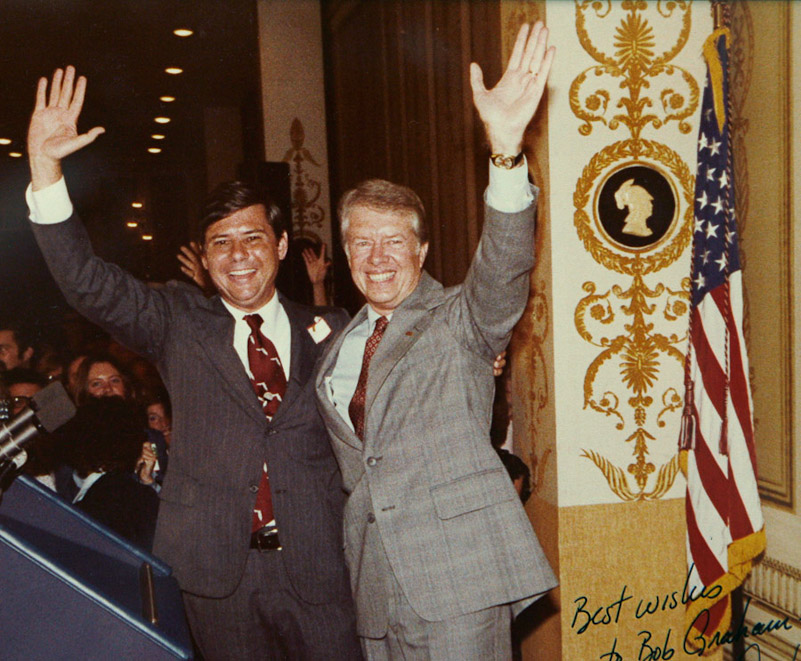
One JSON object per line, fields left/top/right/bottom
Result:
{"left": 30, "top": 214, "right": 174, "bottom": 363}
{"left": 448, "top": 186, "right": 538, "bottom": 359}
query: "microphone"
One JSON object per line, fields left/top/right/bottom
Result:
{"left": 0, "top": 381, "right": 76, "bottom": 462}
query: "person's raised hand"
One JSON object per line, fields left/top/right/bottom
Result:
{"left": 470, "top": 22, "right": 555, "bottom": 156}
{"left": 178, "top": 241, "right": 212, "bottom": 292}
{"left": 302, "top": 242, "right": 331, "bottom": 287}
{"left": 28, "top": 66, "right": 105, "bottom": 190}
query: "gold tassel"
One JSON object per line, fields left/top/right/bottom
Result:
{"left": 678, "top": 382, "right": 698, "bottom": 451}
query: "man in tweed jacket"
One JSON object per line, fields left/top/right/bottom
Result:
{"left": 315, "top": 23, "right": 558, "bottom": 659}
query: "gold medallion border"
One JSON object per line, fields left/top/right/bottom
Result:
{"left": 574, "top": 138, "right": 694, "bottom": 276}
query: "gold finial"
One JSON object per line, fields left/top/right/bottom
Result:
{"left": 712, "top": 1, "right": 727, "bottom": 30}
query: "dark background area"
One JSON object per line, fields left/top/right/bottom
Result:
{"left": 0, "top": 0, "right": 262, "bottom": 328}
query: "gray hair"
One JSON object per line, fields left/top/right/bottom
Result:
{"left": 338, "top": 179, "right": 428, "bottom": 253}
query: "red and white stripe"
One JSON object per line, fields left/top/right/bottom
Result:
{"left": 685, "top": 270, "right": 762, "bottom": 634}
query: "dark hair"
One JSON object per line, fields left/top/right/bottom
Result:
{"left": 199, "top": 180, "right": 287, "bottom": 246}
{"left": 338, "top": 179, "right": 428, "bottom": 251}
{"left": 74, "top": 353, "right": 134, "bottom": 407}
{"left": 59, "top": 397, "right": 146, "bottom": 477}
{"left": 0, "top": 318, "right": 35, "bottom": 361}
{"left": 142, "top": 387, "right": 172, "bottom": 422}
{"left": 496, "top": 448, "right": 532, "bottom": 504}
{"left": 1, "top": 367, "right": 48, "bottom": 389}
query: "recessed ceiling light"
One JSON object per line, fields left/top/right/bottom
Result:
{"left": 148, "top": 147, "right": 163, "bottom": 154}
{"left": 8, "top": 152, "right": 22, "bottom": 158}
{"left": 165, "top": 67, "right": 183, "bottom": 75}
{"left": 131, "top": 202, "right": 143, "bottom": 209}
{"left": 154, "top": 117, "right": 171, "bottom": 124}
{"left": 126, "top": 221, "right": 139, "bottom": 228}
{"left": 173, "top": 28, "right": 194, "bottom": 38}
{"left": 160, "top": 96, "right": 176, "bottom": 103}
{"left": 142, "top": 234, "right": 154, "bottom": 241}
{"left": 151, "top": 134, "right": 166, "bottom": 140}
{"left": 0, "top": 138, "right": 11, "bottom": 145}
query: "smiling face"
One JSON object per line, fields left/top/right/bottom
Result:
{"left": 201, "top": 204, "right": 288, "bottom": 312}
{"left": 345, "top": 205, "right": 428, "bottom": 316}
{"left": 87, "top": 361, "right": 127, "bottom": 399}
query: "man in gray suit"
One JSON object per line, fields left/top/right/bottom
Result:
{"left": 26, "top": 68, "right": 360, "bottom": 659}
{"left": 315, "top": 22, "right": 558, "bottom": 658}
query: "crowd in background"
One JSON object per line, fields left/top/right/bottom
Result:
{"left": 0, "top": 311, "right": 171, "bottom": 550}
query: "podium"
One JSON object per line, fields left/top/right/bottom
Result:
{"left": 0, "top": 474, "right": 193, "bottom": 659}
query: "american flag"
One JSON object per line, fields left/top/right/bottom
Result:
{"left": 680, "top": 26, "right": 765, "bottom": 650}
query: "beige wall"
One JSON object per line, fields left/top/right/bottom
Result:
{"left": 735, "top": 2, "right": 801, "bottom": 659}
{"left": 258, "top": 0, "right": 333, "bottom": 248}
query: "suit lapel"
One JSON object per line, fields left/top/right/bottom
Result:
{"left": 195, "top": 297, "right": 266, "bottom": 426}
{"left": 363, "top": 273, "right": 442, "bottom": 437}
{"left": 316, "top": 307, "right": 367, "bottom": 451}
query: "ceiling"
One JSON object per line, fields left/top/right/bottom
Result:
{"left": 0, "top": 0, "right": 262, "bottom": 310}
{"left": 0, "top": 0, "right": 259, "bottom": 169}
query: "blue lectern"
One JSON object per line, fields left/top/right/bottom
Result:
{"left": 0, "top": 474, "right": 193, "bottom": 659}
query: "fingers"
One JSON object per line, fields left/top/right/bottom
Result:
{"left": 534, "top": 44, "right": 556, "bottom": 86}
{"left": 469, "top": 62, "right": 486, "bottom": 97}
{"left": 506, "top": 23, "right": 531, "bottom": 71}
{"left": 48, "top": 68, "right": 63, "bottom": 107}
{"left": 67, "top": 75, "right": 87, "bottom": 120}
{"left": 179, "top": 244, "right": 200, "bottom": 262}
{"left": 58, "top": 66, "right": 75, "bottom": 108}
{"left": 520, "top": 22, "right": 545, "bottom": 73}
{"left": 34, "top": 77, "right": 47, "bottom": 111}
{"left": 73, "top": 126, "right": 105, "bottom": 151}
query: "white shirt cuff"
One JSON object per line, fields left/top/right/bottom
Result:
{"left": 26, "top": 177, "right": 73, "bottom": 224}
{"left": 486, "top": 157, "right": 535, "bottom": 213}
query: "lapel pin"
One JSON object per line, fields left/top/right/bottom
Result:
{"left": 405, "top": 331, "right": 414, "bottom": 336}
{"left": 307, "top": 316, "right": 332, "bottom": 343}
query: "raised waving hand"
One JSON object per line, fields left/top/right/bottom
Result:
{"left": 28, "top": 66, "right": 105, "bottom": 190}
{"left": 470, "top": 22, "right": 555, "bottom": 155}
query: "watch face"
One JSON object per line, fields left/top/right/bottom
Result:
{"left": 492, "top": 154, "right": 516, "bottom": 169}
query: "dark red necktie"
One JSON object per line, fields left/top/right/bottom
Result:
{"left": 349, "top": 316, "right": 389, "bottom": 440}
{"left": 244, "top": 313, "right": 287, "bottom": 532}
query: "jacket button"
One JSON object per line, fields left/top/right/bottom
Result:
{"left": 367, "top": 512, "right": 376, "bottom": 524}
{"left": 366, "top": 456, "right": 377, "bottom": 467}
{"left": 266, "top": 429, "right": 277, "bottom": 436}
{"left": 249, "top": 484, "right": 259, "bottom": 493}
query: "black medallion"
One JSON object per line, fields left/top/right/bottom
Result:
{"left": 596, "top": 165, "right": 677, "bottom": 250}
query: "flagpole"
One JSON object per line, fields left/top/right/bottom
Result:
{"left": 710, "top": 1, "right": 747, "bottom": 658}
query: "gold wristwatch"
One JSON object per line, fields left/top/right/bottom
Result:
{"left": 490, "top": 152, "right": 524, "bottom": 169}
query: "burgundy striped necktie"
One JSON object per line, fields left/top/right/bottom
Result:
{"left": 348, "top": 316, "right": 389, "bottom": 440}
{"left": 244, "top": 313, "right": 286, "bottom": 532}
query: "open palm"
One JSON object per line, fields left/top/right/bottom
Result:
{"left": 470, "top": 22, "right": 555, "bottom": 155}
{"left": 28, "top": 66, "right": 104, "bottom": 173}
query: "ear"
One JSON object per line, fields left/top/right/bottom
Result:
{"left": 418, "top": 242, "right": 429, "bottom": 269}
{"left": 200, "top": 249, "right": 209, "bottom": 271}
{"left": 21, "top": 347, "right": 33, "bottom": 365}
{"left": 277, "top": 231, "right": 289, "bottom": 261}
